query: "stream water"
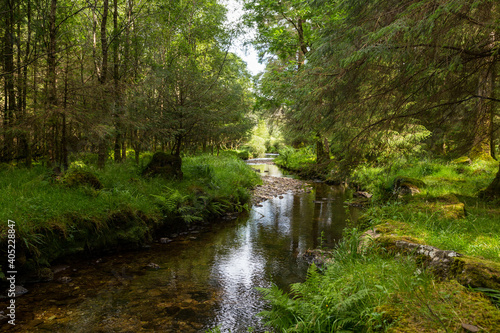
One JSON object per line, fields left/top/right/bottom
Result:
{"left": 1, "top": 164, "right": 356, "bottom": 333}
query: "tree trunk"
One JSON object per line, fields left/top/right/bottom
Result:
{"left": 21, "top": 0, "right": 32, "bottom": 167}
{"left": 316, "top": 134, "right": 329, "bottom": 164}
{"left": 470, "top": 8, "right": 496, "bottom": 160}
{"left": 3, "top": 0, "right": 16, "bottom": 162}
{"left": 481, "top": 163, "right": 500, "bottom": 198}
{"left": 48, "top": 0, "right": 58, "bottom": 166}
{"left": 112, "top": 0, "right": 122, "bottom": 163}
{"left": 97, "top": 0, "right": 109, "bottom": 169}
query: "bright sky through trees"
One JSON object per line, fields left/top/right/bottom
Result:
{"left": 222, "top": 0, "right": 265, "bottom": 75}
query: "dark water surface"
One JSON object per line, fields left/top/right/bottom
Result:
{"left": 1, "top": 165, "right": 355, "bottom": 332}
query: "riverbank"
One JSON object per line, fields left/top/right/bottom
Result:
{"left": 0, "top": 153, "right": 261, "bottom": 283}
{"left": 259, "top": 156, "right": 500, "bottom": 332}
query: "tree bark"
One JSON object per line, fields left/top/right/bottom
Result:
{"left": 3, "top": 0, "right": 16, "bottom": 162}
{"left": 112, "top": 0, "right": 122, "bottom": 163}
{"left": 482, "top": 163, "right": 500, "bottom": 198}
{"left": 97, "top": 0, "right": 109, "bottom": 169}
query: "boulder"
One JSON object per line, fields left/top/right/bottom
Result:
{"left": 142, "top": 152, "right": 183, "bottom": 180}
{"left": 64, "top": 169, "right": 103, "bottom": 189}
{"left": 367, "top": 222, "right": 500, "bottom": 290}
{"left": 393, "top": 176, "right": 425, "bottom": 197}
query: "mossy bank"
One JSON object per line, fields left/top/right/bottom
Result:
{"left": 0, "top": 153, "right": 261, "bottom": 283}
{"left": 259, "top": 155, "right": 500, "bottom": 332}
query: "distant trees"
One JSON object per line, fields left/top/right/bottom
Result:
{"left": 0, "top": 0, "right": 254, "bottom": 168}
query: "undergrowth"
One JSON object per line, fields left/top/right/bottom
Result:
{"left": 352, "top": 158, "right": 500, "bottom": 262}
{"left": 259, "top": 229, "right": 500, "bottom": 332}
{"left": 261, "top": 155, "right": 500, "bottom": 332}
{"left": 0, "top": 153, "right": 261, "bottom": 278}
{"left": 258, "top": 229, "right": 434, "bottom": 332}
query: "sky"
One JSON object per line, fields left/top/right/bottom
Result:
{"left": 222, "top": 0, "right": 266, "bottom": 76}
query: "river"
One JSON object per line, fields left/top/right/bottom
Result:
{"left": 1, "top": 163, "right": 356, "bottom": 332}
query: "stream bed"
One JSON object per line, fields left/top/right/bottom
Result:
{"left": 1, "top": 164, "right": 357, "bottom": 332}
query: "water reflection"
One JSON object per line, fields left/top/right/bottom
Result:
{"left": 1, "top": 165, "right": 354, "bottom": 333}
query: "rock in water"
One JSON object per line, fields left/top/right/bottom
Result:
{"left": 15, "top": 286, "right": 29, "bottom": 296}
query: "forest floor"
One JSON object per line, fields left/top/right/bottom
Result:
{"left": 264, "top": 154, "right": 500, "bottom": 332}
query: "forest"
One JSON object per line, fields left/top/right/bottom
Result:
{"left": 1, "top": 0, "right": 254, "bottom": 168}
{"left": 1, "top": 0, "right": 500, "bottom": 332}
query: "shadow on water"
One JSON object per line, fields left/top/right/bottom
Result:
{"left": 1, "top": 164, "right": 358, "bottom": 332}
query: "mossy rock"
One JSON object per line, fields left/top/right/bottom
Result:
{"left": 439, "top": 202, "right": 466, "bottom": 219}
{"left": 407, "top": 195, "right": 466, "bottom": 219}
{"left": 36, "top": 267, "right": 54, "bottom": 282}
{"left": 64, "top": 169, "right": 103, "bottom": 190}
{"left": 393, "top": 176, "right": 426, "bottom": 196}
{"left": 381, "top": 280, "right": 500, "bottom": 332}
{"left": 368, "top": 220, "right": 423, "bottom": 253}
{"left": 142, "top": 152, "right": 183, "bottom": 180}
{"left": 450, "top": 256, "right": 500, "bottom": 290}
{"left": 452, "top": 156, "right": 472, "bottom": 165}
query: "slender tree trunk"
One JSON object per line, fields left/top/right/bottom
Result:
{"left": 3, "top": 0, "right": 16, "bottom": 162}
{"left": 316, "top": 134, "right": 329, "bottom": 164}
{"left": 97, "top": 0, "right": 109, "bottom": 169}
{"left": 490, "top": 63, "right": 497, "bottom": 161}
{"left": 21, "top": 0, "right": 32, "bottom": 167}
{"left": 112, "top": 0, "right": 122, "bottom": 162}
{"left": 61, "top": 53, "right": 70, "bottom": 170}
{"left": 47, "top": 0, "right": 58, "bottom": 166}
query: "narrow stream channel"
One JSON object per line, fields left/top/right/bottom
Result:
{"left": 1, "top": 164, "right": 356, "bottom": 332}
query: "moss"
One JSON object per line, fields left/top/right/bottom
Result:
{"left": 383, "top": 280, "right": 500, "bottom": 333}
{"left": 452, "top": 156, "right": 472, "bottom": 165}
{"left": 439, "top": 202, "right": 466, "bottom": 219}
{"left": 37, "top": 267, "right": 54, "bottom": 282}
{"left": 393, "top": 176, "right": 426, "bottom": 189}
{"left": 64, "top": 169, "right": 103, "bottom": 190}
{"left": 142, "top": 152, "right": 183, "bottom": 179}
{"left": 370, "top": 220, "right": 423, "bottom": 253}
{"left": 450, "top": 256, "right": 500, "bottom": 290}
{"left": 405, "top": 195, "right": 466, "bottom": 219}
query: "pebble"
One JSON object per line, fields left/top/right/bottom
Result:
{"left": 252, "top": 176, "right": 312, "bottom": 206}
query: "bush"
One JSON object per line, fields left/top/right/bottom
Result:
{"left": 274, "top": 146, "right": 315, "bottom": 170}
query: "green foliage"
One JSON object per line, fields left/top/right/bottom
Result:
{"left": 274, "top": 146, "right": 315, "bottom": 170}
{"left": 470, "top": 287, "right": 500, "bottom": 308}
{"left": 244, "top": 120, "right": 285, "bottom": 157}
{"left": 258, "top": 229, "right": 433, "bottom": 332}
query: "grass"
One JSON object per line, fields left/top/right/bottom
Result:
{"left": 0, "top": 153, "right": 261, "bottom": 277}
{"left": 259, "top": 230, "right": 500, "bottom": 332}
{"left": 353, "top": 158, "right": 500, "bottom": 262}
{"left": 259, "top": 156, "right": 500, "bottom": 332}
